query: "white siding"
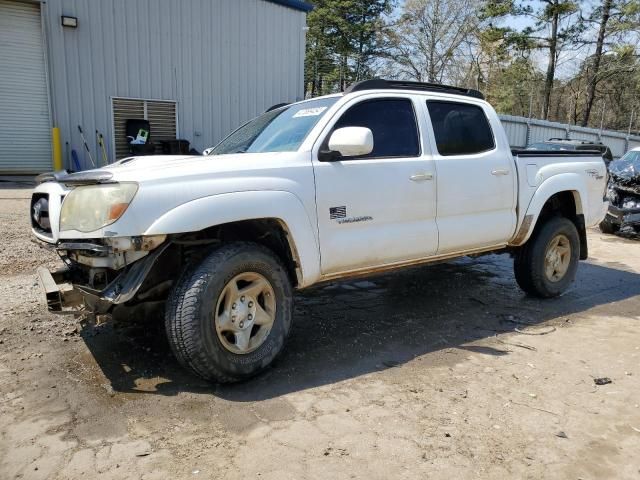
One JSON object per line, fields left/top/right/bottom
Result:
{"left": 0, "top": 0, "right": 51, "bottom": 173}
{"left": 43, "top": 0, "right": 306, "bottom": 170}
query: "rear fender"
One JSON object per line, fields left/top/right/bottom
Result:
{"left": 511, "top": 173, "right": 587, "bottom": 246}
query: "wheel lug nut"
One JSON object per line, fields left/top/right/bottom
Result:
{"left": 239, "top": 321, "right": 244, "bottom": 328}
{"left": 248, "top": 301, "right": 253, "bottom": 307}
{"left": 241, "top": 296, "right": 245, "bottom": 302}
{"left": 232, "top": 303, "right": 236, "bottom": 309}
{"left": 248, "top": 314, "right": 253, "bottom": 321}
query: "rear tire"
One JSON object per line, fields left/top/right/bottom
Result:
{"left": 599, "top": 216, "right": 619, "bottom": 234}
{"left": 165, "top": 242, "right": 293, "bottom": 383}
{"left": 514, "top": 217, "right": 580, "bottom": 298}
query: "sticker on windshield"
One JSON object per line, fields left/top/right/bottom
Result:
{"left": 293, "top": 107, "right": 328, "bottom": 118}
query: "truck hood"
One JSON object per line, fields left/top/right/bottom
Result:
{"left": 54, "top": 152, "right": 300, "bottom": 184}
{"left": 107, "top": 154, "right": 204, "bottom": 171}
{"left": 37, "top": 155, "right": 218, "bottom": 185}
{"left": 32, "top": 149, "right": 313, "bottom": 241}
{"left": 103, "top": 152, "right": 304, "bottom": 183}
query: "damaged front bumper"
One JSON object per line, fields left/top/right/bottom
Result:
{"left": 604, "top": 204, "right": 640, "bottom": 229}
{"left": 37, "top": 241, "right": 170, "bottom": 315}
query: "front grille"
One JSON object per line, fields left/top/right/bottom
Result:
{"left": 31, "top": 193, "right": 52, "bottom": 235}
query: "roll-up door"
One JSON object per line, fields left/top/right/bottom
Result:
{"left": 0, "top": 0, "right": 51, "bottom": 173}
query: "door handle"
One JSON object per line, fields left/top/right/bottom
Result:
{"left": 410, "top": 173, "right": 433, "bottom": 182}
{"left": 491, "top": 169, "right": 510, "bottom": 176}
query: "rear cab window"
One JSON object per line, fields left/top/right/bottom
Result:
{"left": 426, "top": 100, "right": 495, "bottom": 156}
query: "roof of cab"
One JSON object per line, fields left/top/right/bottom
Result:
{"left": 344, "top": 79, "right": 484, "bottom": 100}
{"left": 265, "top": 0, "right": 313, "bottom": 12}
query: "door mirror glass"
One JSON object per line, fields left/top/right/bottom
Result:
{"left": 327, "top": 127, "right": 374, "bottom": 158}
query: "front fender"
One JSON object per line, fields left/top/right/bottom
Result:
{"left": 144, "top": 190, "right": 321, "bottom": 287}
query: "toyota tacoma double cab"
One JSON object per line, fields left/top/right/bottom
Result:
{"left": 32, "top": 79, "right": 608, "bottom": 383}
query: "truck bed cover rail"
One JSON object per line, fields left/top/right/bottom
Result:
{"left": 512, "top": 149, "right": 603, "bottom": 157}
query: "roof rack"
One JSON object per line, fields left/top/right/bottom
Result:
{"left": 344, "top": 78, "right": 484, "bottom": 100}
{"left": 265, "top": 102, "right": 289, "bottom": 112}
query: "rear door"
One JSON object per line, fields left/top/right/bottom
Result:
{"left": 312, "top": 95, "right": 438, "bottom": 275}
{"left": 424, "top": 99, "right": 516, "bottom": 254}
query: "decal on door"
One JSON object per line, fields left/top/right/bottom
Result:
{"left": 330, "top": 206, "right": 347, "bottom": 219}
{"left": 330, "top": 206, "right": 373, "bottom": 224}
{"left": 336, "top": 216, "right": 373, "bottom": 225}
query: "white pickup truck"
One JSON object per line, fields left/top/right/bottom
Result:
{"left": 32, "top": 79, "right": 608, "bottom": 383}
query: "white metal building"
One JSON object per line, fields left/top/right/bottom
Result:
{"left": 0, "top": 0, "right": 311, "bottom": 173}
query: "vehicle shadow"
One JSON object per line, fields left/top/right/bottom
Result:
{"left": 79, "top": 252, "right": 640, "bottom": 400}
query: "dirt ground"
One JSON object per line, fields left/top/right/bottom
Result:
{"left": 1, "top": 182, "right": 639, "bottom": 480}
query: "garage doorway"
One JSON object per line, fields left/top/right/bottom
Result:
{"left": 0, "top": 0, "right": 51, "bottom": 174}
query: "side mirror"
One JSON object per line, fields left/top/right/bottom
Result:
{"left": 324, "top": 127, "right": 374, "bottom": 160}
{"left": 203, "top": 147, "right": 214, "bottom": 156}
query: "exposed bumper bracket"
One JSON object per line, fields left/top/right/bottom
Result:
{"left": 38, "top": 242, "right": 170, "bottom": 315}
{"left": 76, "top": 242, "right": 171, "bottom": 311}
{"left": 37, "top": 266, "right": 84, "bottom": 314}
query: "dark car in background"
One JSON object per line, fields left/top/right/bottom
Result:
{"left": 527, "top": 139, "right": 614, "bottom": 166}
{"left": 600, "top": 147, "right": 640, "bottom": 236}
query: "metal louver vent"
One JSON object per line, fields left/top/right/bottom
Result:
{"left": 112, "top": 98, "right": 177, "bottom": 160}
{"left": 147, "top": 101, "right": 177, "bottom": 144}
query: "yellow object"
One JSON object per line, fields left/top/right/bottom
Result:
{"left": 52, "top": 127, "right": 63, "bottom": 171}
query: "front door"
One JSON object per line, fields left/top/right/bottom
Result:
{"left": 312, "top": 96, "right": 438, "bottom": 275}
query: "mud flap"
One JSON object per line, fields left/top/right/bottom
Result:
{"left": 575, "top": 214, "right": 588, "bottom": 260}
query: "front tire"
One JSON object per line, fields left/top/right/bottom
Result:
{"left": 514, "top": 217, "right": 580, "bottom": 298}
{"left": 165, "top": 242, "right": 293, "bottom": 383}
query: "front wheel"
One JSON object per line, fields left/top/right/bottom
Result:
{"left": 165, "top": 242, "right": 293, "bottom": 383}
{"left": 514, "top": 217, "right": 580, "bottom": 298}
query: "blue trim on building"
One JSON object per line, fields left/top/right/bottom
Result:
{"left": 265, "top": 0, "right": 314, "bottom": 13}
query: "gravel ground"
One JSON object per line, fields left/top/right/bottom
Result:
{"left": 1, "top": 182, "right": 639, "bottom": 479}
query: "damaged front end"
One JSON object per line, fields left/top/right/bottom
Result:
{"left": 39, "top": 235, "right": 170, "bottom": 315}
{"left": 32, "top": 172, "right": 176, "bottom": 316}
{"left": 602, "top": 151, "right": 640, "bottom": 237}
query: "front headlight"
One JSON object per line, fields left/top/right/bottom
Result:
{"left": 60, "top": 183, "right": 138, "bottom": 232}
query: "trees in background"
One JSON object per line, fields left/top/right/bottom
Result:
{"left": 304, "top": 0, "right": 393, "bottom": 96}
{"left": 304, "top": 0, "right": 640, "bottom": 132}
{"left": 579, "top": 0, "right": 640, "bottom": 125}
{"left": 520, "top": 0, "right": 582, "bottom": 120}
{"left": 381, "top": 0, "right": 481, "bottom": 83}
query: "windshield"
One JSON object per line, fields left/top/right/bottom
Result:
{"left": 209, "top": 97, "right": 339, "bottom": 155}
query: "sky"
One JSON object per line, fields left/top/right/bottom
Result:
{"left": 390, "top": 0, "right": 606, "bottom": 79}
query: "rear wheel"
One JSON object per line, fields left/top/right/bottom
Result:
{"left": 165, "top": 242, "right": 293, "bottom": 383}
{"left": 514, "top": 217, "right": 580, "bottom": 298}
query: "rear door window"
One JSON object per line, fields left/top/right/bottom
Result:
{"left": 426, "top": 101, "right": 495, "bottom": 156}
